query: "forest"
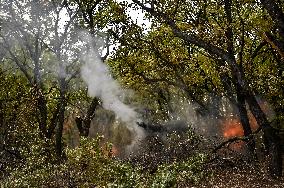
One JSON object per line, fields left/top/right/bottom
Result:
{"left": 0, "top": 0, "right": 284, "bottom": 187}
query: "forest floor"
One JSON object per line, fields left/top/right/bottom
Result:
{"left": 197, "top": 155, "right": 284, "bottom": 188}
{"left": 128, "top": 133, "right": 284, "bottom": 187}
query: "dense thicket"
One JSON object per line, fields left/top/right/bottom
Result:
{"left": 0, "top": 0, "right": 283, "bottom": 186}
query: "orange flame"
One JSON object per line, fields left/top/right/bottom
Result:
{"left": 221, "top": 103, "right": 268, "bottom": 151}
{"left": 223, "top": 119, "right": 244, "bottom": 139}
{"left": 222, "top": 118, "right": 245, "bottom": 151}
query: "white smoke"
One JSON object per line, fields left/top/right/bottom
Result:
{"left": 80, "top": 32, "right": 146, "bottom": 156}
{"left": 80, "top": 32, "right": 138, "bottom": 125}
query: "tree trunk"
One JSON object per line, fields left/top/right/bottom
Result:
{"left": 235, "top": 85, "right": 256, "bottom": 155}
{"left": 260, "top": 0, "right": 284, "bottom": 59}
{"left": 245, "top": 92, "right": 282, "bottom": 176}
{"left": 55, "top": 77, "right": 67, "bottom": 158}
{"left": 75, "top": 97, "right": 100, "bottom": 137}
{"left": 224, "top": 0, "right": 255, "bottom": 155}
{"left": 55, "top": 102, "right": 66, "bottom": 158}
{"left": 54, "top": 89, "right": 68, "bottom": 158}
{"left": 260, "top": 0, "right": 284, "bottom": 37}
{"left": 38, "top": 93, "right": 47, "bottom": 136}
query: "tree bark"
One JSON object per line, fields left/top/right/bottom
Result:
{"left": 224, "top": 0, "right": 256, "bottom": 156}
{"left": 235, "top": 86, "right": 255, "bottom": 154}
{"left": 75, "top": 97, "right": 100, "bottom": 137}
{"left": 37, "top": 91, "right": 48, "bottom": 137}
{"left": 55, "top": 74, "right": 67, "bottom": 157}
{"left": 55, "top": 100, "right": 66, "bottom": 158}
{"left": 260, "top": 0, "right": 284, "bottom": 37}
{"left": 245, "top": 93, "right": 282, "bottom": 176}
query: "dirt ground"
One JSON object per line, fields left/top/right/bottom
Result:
{"left": 197, "top": 156, "right": 284, "bottom": 188}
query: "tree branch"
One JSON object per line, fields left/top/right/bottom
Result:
{"left": 260, "top": 0, "right": 284, "bottom": 37}
{"left": 213, "top": 127, "right": 261, "bottom": 153}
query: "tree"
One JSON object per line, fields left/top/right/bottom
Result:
{"left": 69, "top": 0, "right": 131, "bottom": 136}
{"left": 0, "top": 0, "right": 84, "bottom": 157}
{"left": 128, "top": 0, "right": 282, "bottom": 176}
{"left": 260, "top": 0, "right": 284, "bottom": 59}
{"left": 0, "top": 0, "right": 137, "bottom": 158}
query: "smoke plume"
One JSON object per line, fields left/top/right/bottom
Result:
{"left": 80, "top": 33, "right": 138, "bottom": 124}
{"left": 80, "top": 32, "right": 146, "bottom": 156}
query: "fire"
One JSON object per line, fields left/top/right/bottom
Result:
{"left": 221, "top": 107, "right": 265, "bottom": 151}
{"left": 222, "top": 118, "right": 245, "bottom": 151}
{"left": 223, "top": 99, "right": 271, "bottom": 136}
{"left": 222, "top": 111, "right": 261, "bottom": 140}
{"left": 221, "top": 99, "right": 271, "bottom": 147}
{"left": 223, "top": 119, "right": 244, "bottom": 138}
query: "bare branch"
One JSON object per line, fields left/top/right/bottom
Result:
{"left": 1, "top": 36, "right": 33, "bottom": 85}
{"left": 213, "top": 127, "right": 261, "bottom": 153}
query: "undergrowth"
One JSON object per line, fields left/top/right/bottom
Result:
{"left": 1, "top": 132, "right": 207, "bottom": 187}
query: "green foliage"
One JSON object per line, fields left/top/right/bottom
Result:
{"left": 1, "top": 0, "right": 284, "bottom": 186}
{"left": 108, "top": 0, "right": 284, "bottom": 127}
{"left": 2, "top": 135, "right": 207, "bottom": 187}
{"left": 0, "top": 71, "right": 39, "bottom": 176}
{"left": 64, "top": 137, "right": 137, "bottom": 187}
{"left": 149, "top": 154, "right": 207, "bottom": 188}
{"left": 2, "top": 138, "right": 57, "bottom": 187}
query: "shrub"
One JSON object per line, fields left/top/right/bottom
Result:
{"left": 148, "top": 153, "right": 207, "bottom": 188}
{"left": 2, "top": 134, "right": 207, "bottom": 187}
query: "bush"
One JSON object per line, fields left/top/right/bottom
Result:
{"left": 2, "top": 134, "right": 207, "bottom": 187}
{"left": 148, "top": 153, "right": 207, "bottom": 188}
{"left": 129, "top": 128, "right": 203, "bottom": 172}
